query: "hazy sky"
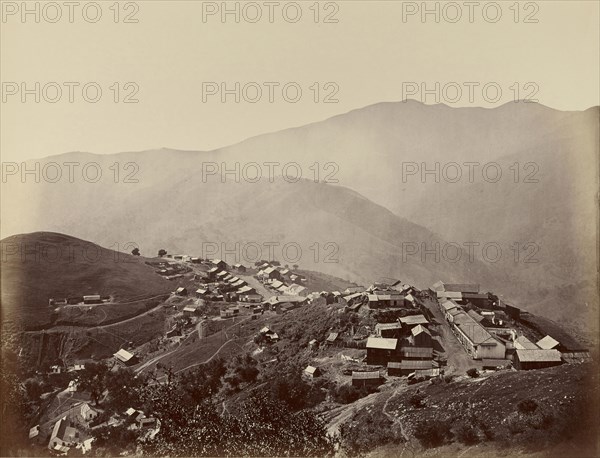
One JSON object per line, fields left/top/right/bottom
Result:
{"left": 1, "top": 0, "right": 599, "bottom": 161}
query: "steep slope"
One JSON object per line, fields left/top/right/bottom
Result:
{"left": 0, "top": 232, "right": 173, "bottom": 329}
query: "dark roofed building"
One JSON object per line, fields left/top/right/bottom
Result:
{"left": 390, "top": 360, "right": 432, "bottom": 376}
{"left": 400, "top": 346, "right": 433, "bottom": 360}
{"left": 352, "top": 371, "right": 382, "bottom": 387}
{"left": 366, "top": 337, "right": 399, "bottom": 365}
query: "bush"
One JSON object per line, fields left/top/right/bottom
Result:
{"left": 455, "top": 421, "right": 480, "bottom": 445}
{"left": 517, "top": 399, "right": 538, "bottom": 414}
{"left": 414, "top": 419, "right": 453, "bottom": 448}
{"left": 409, "top": 392, "right": 427, "bottom": 408}
{"left": 466, "top": 368, "right": 479, "bottom": 378}
{"left": 334, "top": 385, "right": 361, "bottom": 404}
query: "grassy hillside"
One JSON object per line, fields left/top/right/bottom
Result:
{"left": 1, "top": 232, "right": 173, "bottom": 329}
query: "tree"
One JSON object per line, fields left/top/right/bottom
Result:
{"left": 158, "top": 249, "right": 167, "bottom": 257}
{"left": 293, "top": 264, "right": 299, "bottom": 270}
{"left": 132, "top": 247, "right": 140, "bottom": 256}
{"left": 466, "top": 368, "right": 479, "bottom": 378}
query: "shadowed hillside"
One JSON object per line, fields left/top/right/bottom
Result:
{"left": 0, "top": 232, "right": 173, "bottom": 329}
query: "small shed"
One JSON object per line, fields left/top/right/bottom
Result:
{"left": 114, "top": 348, "right": 136, "bottom": 366}
{"left": 303, "top": 365, "right": 320, "bottom": 378}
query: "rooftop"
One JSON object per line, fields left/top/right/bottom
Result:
{"left": 366, "top": 337, "right": 398, "bottom": 350}
{"left": 516, "top": 349, "right": 562, "bottom": 362}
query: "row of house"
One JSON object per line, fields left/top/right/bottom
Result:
{"left": 434, "top": 281, "right": 565, "bottom": 370}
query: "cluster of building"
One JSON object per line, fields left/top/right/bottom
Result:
{"left": 432, "top": 280, "right": 573, "bottom": 370}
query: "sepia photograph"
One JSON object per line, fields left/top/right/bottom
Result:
{"left": 1, "top": 1, "right": 599, "bottom": 457}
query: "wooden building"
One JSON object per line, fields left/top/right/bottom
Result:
{"left": 366, "top": 337, "right": 399, "bottom": 365}
{"left": 514, "top": 349, "right": 562, "bottom": 370}
{"left": 351, "top": 371, "right": 382, "bottom": 387}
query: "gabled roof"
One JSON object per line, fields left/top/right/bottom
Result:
{"left": 352, "top": 371, "right": 380, "bottom": 379}
{"left": 366, "top": 337, "right": 398, "bottom": 350}
{"left": 467, "top": 310, "right": 485, "bottom": 323}
{"left": 536, "top": 335, "right": 560, "bottom": 350}
{"left": 237, "top": 286, "right": 255, "bottom": 294}
{"left": 114, "top": 348, "right": 135, "bottom": 362}
{"left": 375, "top": 322, "right": 402, "bottom": 331}
{"left": 304, "top": 365, "right": 318, "bottom": 374}
{"left": 441, "top": 300, "right": 459, "bottom": 311}
{"left": 208, "top": 267, "right": 220, "bottom": 273}
{"left": 411, "top": 324, "right": 431, "bottom": 337}
{"left": 437, "top": 290, "right": 462, "bottom": 300}
{"left": 514, "top": 335, "right": 539, "bottom": 350}
{"left": 271, "top": 280, "right": 284, "bottom": 289}
{"left": 400, "top": 346, "right": 433, "bottom": 358}
{"left": 326, "top": 332, "right": 339, "bottom": 342}
{"left": 399, "top": 315, "right": 429, "bottom": 326}
{"left": 431, "top": 280, "right": 445, "bottom": 292}
{"left": 264, "top": 267, "right": 277, "bottom": 274}
{"left": 516, "top": 349, "right": 561, "bottom": 362}
{"left": 285, "top": 284, "right": 307, "bottom": 295}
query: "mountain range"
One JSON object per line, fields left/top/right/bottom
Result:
{"left": 1, "top": 101, "right": 597, "bottom": 329}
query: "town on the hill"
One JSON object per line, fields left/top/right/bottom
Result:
{"left": 13, "top": 253, "right": 595, "bottom": 456}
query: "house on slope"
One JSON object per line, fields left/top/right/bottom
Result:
{"left": 375, "top": 322, "right": 402, "bottom": 339}
{"left": 388, "top": 360, "right": 432, "bottom": 376}
{"left": 399, "top": 314, "right": 429, "bottom": 329}
{"left": 408, "top": 324, "right": 433, "bottom": 348}
{"left": 114, "top": 348, "right": 137, "bottom": 366}
{"left": 262, "top": 267, "right": 282, "bottom": 281}
{"left": 303, "top": 366, "right": 320, "bottom": 379}
{"left": 284, "top": 284, "right": 309, "bottom": 297}
{"left": 211, "top": 259, "right": 228, "bottom": 270}
{"left": 514, "top": 335, "right": 539, "bottom": 350}
{"left": 452, "top": 312, "right": 506, "bottom": 360}
{"left": 366, "top": 337, "right": 399, "bottom": 365}
{"left": 514, "top": 349, "right": 562, "bottom": 370}
{"left": 352, "top": 371, "right": 382, "bottom": 387}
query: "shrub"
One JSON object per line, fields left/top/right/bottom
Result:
{"left": 409, "top": 392, "right": 427, "bottom": 408}
{"left": 414, "top": 420, "right": 453, "bottom": 448}
{"left": 455, "top": 421, "right": 480, "bottom": 445}
{"left": 517, "top": 399, "right": 538, "bottom": 414}
{"left": 466, "top": 368, "right": 479, "bottom": 378}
